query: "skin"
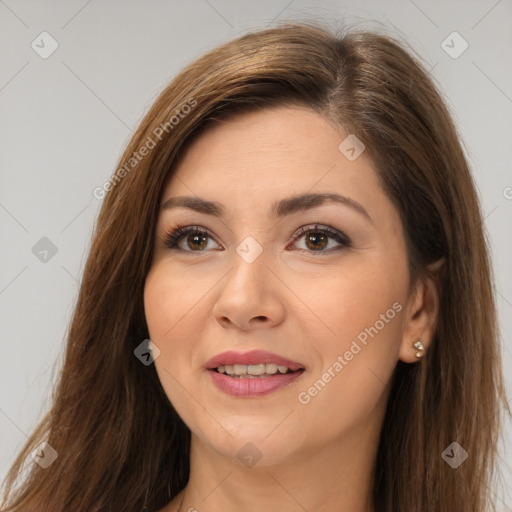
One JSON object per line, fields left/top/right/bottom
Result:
{"left": 144, "top": 106, "right": 440, "bottom": 512}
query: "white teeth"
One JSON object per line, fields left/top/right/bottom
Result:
{"left": 216, "top": 363, "right": 295, "bottom": 377}
{"left": 247, "top": 364, "right": 266, "bottom": 375}
{"left": 266, "top": 363, "right": 278, "bottom": 375}
{"left": 233, "top": 364, "right": 247, "bottom": 375}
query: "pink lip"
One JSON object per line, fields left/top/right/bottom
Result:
{"left": 208, "top": 369, "right": 304, "bottom": 397}
{"left": 205, "top": 350, "right": 304, "bottom": 371}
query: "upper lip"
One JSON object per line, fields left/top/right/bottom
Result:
{"left": 205, "top": 350, "right": 305, "bottom": 371}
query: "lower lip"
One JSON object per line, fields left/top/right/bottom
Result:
{"left": 207, "top": 369, "right": 304, "bottom": 397}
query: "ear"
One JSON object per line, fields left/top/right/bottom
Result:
{"left": 398, "top": 258, "right": 445, "bottom": 363}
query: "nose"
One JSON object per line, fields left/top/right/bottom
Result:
{"left": 212, "top": 250, "right": 286, "bottom": 331}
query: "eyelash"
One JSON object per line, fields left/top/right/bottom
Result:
{"left": 162, "top": 223, "right": 352, "bottom": 256}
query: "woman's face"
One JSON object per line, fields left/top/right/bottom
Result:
{"left": 144, "top": 106, "right": 416, "bottom": 465}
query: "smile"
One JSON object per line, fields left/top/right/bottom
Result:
{"left": 216, "top": 363, "right": 295, "bottom": 377}
{"left": 204, "top": 350, "right": 305, "bottom": 397}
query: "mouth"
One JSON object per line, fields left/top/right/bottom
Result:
{"left": 213, "top": 363, "right": 302, "bottom": 378}
{"left": 205, "top": 350, "right": 305, "bottom": 397}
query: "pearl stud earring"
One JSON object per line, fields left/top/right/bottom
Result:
{"left": 413, "top": 339, "right": 425, "bottom": 358}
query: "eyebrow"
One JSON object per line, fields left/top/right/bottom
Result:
{"left": 161, "top": 192, "right": 372, "bottom": 223}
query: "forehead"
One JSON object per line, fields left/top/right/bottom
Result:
{"left": 174, "top": 107, "right": 348, "bottom": 174}
{"left": 160, "top": 106, "right": 389, "bottom": 223}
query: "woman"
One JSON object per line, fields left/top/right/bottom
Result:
{"left": 1, "top": 21, "right": 508, "bottom": 512}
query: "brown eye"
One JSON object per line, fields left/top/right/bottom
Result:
{"left": 304, "top": 232, "right": 329, "bottom": 250}
{"left": 163, "top": 226, "right": 220, "bottom": 252}
{"left": 290, "top": 224, "right": 351, "bottom": 254}
{"left": 185, "top": 233, "right": 208, "bottom": 250}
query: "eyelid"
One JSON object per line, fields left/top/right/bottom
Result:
{"left": 289, "top": 224, "right": 351, "bottom": 247}
{"left": 162, "top": 223, "right": 351, "bottom": 254}
{"left": 162, "top": 224, "right": 221, "bottom": 253}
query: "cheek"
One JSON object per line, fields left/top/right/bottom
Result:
{"left": 143, "top": 266, "right": 198, "bottom": 375}
{"left": 144, "top": 266, "right": 234, "bottom": 446}
{"left": 290, "top": 255, "right": 406, "bottom": 349}
{"left": 143, "top": 267, "right": 197, "bottom": 412}
{"left": 291, "top": 257, "right": 406, "bottom": 420}
{"left": 144, "top": 263, "right": 207, "bottom": 339}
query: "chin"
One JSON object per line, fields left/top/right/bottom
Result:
{"left": 191, "top": 416, "right": 310, "bottom": 467}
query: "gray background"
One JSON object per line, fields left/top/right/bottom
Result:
{"left": 1, "top": 0, "right": 511, "bottom": 507}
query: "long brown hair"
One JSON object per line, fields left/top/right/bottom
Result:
{"left": 1, "top": 20, "right": 508, "bottom": 512}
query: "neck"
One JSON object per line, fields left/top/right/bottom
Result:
{"left": 178, "top": 420, "right": 380, "bottom": 512}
